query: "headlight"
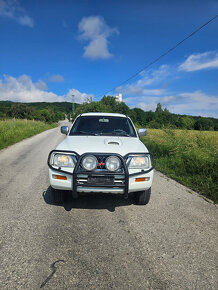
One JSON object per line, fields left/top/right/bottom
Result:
{"left": 128, "top": 155, "right": 150, "bottom": 169}
{"left": 53, "top": 154, "right": 75, "bottom": 168}
{"left": 82, "top": 155, "right": 98, "bottom": 171}
{"left": 105, "top": 156, "right": 121, "bottom": 171}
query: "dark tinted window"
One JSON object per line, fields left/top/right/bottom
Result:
{"left": 69, "top": 116, "right": 137, "bottom": 137}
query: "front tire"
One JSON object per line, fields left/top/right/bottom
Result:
{"left": 135, "top": 188, "right": 151, "bottom": 205}
{"left": 51, "top": 187, "right": 64, "bottom": 204}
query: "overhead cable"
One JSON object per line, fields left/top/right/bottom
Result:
{"left": 101, "top": 14, "right": 218, "bottom": 97}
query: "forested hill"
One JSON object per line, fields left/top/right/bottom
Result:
{"left": 0, "top": 98, "right": 217, "bottom": 131}
{"left": 0, "top": 101, "right": 75, "bottom": 123}
{"left": 73, "top": 96, "right": 218, "bottom": 131}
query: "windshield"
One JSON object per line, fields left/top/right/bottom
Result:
{"left": 69, "top": 116, "right": 137, "bottom": 137}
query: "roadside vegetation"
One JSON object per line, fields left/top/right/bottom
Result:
{"left": 72, "top": 96, "right": 218, "bottom": 131}
{"left": 0, "top": 101, "right": 68, "bottom": 123}
{"left": 142, "top": 129, "right": 218, "bottom": 203}
{"left": 1, "top": 98, "right": 218, "bottom": 130}
{"left": 0, "top": 119, "right": 57, "bottom": 150}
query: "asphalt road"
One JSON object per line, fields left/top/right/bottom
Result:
{"left": 0, "top": 122, "right": 217, "bottom": 290}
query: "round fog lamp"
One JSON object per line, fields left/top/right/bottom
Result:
{"left": 82, "top": 155, "right": 97, "bottom": 171}
{"left": 106, "top": 156, "right": 121, "bottom": 172}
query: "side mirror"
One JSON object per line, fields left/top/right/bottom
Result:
{"left": 61, "top": 126, "right": 69, "bottom": 135}
{"left": 138, "top": 128, "right": 147, "bottom": 137}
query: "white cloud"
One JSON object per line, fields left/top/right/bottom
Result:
{"left": 118, "top": 65, "right": 172, "bottom": 112}
{"left": 0, "top": 74, "right": 94, "bottom": 104}
{"left": 48, "top": 74, "right": 64, "bottom": 83}
{"left": 0, "top": 75, "right": 63, "bottom": 102}
{"left": 137, "top": 65, "right": 170, "bottom": 86}
{"left": 35, "top": 80, "right": 48, "bottom": 90}
{"left": 179, "top": 91, "right": 218, "bottom": 106}
{"left": 167, "top": 91, "right": 218, "bottom": 117}
{"left": 83, "top": 36, "right": 112, "bottom": 59}
{"left": 113, "top": 57, "right": 218, "bottom": 117}
{"left": 123, "top": 95, "right": 175, "bottom": 107}
{"left": 123, "top": 89, "right": 218, "bottom": 118}
{"left": 116, "top": 63, "right": 218, "bottom": 117}
{"left": 179, "top": 51, "right": 218, "bottom": 72}
{"left": 137, "top": 102, "right": 157, "bottom": 112}
{"left": 123, "top": 96, "right": 161, "bottom": 111}
{"left": 117, "top": 85, "right": 163, "bottom": 96}
{"left": 78, "top": 16, "right": 119, "bottom": 60}
{"left": 123, "top": 95, "right": 173, "bottom": 111}
{"left": 0, "top": 0, "right": 34, "bottom": 27}
{"left": 161, "top": 95, "right": 175, "bottom": 105}
{"left": 116, "top": 65, "right": 170, "bottom": 98}
{"left": 66, "top": 88, "right": 94, "bottom": 104}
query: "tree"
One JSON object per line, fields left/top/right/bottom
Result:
{"left": 147, "top": 120, "right": 162, "bottom": 129}
{"left": 101, "top": 96, "right": 117, "bottom": 110}
{"left": 155, "top": 103, "right": 163, "bottom": 114}
{"left": 131, "top": 108, "right": 146, "bottom": 126}
{"left": 180, "top": 116, "right": 195, "bottom": 130}
{"left": 37, "top": 109, "right": 52, "bottom": 123}
{"left": 194, "top": 118, "right": 214, "bottom": 131}
{"left": 8, "top": 103, "right": 35, "bottom": 119}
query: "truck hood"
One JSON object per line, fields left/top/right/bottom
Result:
{"left": 56, "top": 136, "right": 148, "bottom": 156}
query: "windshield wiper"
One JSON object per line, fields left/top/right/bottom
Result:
{"left": 76, "top": 131, "right": 99, "bottom": 136}
{"left": 112, "top": 130, "right": 131, "bottom": 137}
{"left": 72, "top": 130, "right": 131, "bottom": 137}
{"left": 115, "top": 133, "right": 131, "bottom": 137}
{"left": 97, "top": 131, "right": 131, "bottom": 137}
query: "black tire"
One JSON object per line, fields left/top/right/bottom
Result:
{"left": 135, "top": 188, "right": 151, "bottom": 205}
{"left": 51, "top": 187, "right": 64, "bottom": 204}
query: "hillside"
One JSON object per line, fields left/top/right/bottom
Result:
{"left": 0, "top": 101, "right": 77, "bottom": 123}
{"left": 0, "top": 98, "right": 217, "bottom": 130}
{"left": 73, "top": 96, "right": 218, "bottom": 131}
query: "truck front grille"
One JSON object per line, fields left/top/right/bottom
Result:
{"left": 73, "top": 153, "right": 128, "bottom": 196}
{"left": 76, "top": 174, "right": 125, "bottom": 186}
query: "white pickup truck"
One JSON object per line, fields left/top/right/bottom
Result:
{"left": 48, "top": 112, "right": 155, "bottom": 205}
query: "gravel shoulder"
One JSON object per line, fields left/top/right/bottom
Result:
{"left": 0, "top": 123, "right": 217, "bottom": 289}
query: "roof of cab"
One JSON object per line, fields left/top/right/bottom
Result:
{"left": 80, "top": 112, "right": 127, "bottom": 118}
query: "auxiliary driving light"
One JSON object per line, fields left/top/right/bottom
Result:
{"left": 81, "top": 155, "right": 98, "bottom": 171}
{"left": 105, "top": 156, "right": 121, "bottom": 172}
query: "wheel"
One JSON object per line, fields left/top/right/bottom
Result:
{"left": 51, "top": 187, "right": 64, "bottom": 204}
{"left": 135, "top": 188, "right": 151, "bottom": 205}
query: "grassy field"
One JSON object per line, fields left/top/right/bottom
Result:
{"left": 0, "top": 119, "right": 57, "bottom": 150}
{"left": 141, "top": 129, "right": 218, "bottom": 203}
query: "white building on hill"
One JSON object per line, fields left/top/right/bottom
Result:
{"left": 115, "top": 93, "right": 122, "bottom": 103}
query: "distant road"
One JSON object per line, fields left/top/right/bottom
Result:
{"left": 0, "top": 122, "right": 217, "bottom": 289}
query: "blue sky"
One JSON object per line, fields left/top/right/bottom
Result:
{"left": 0, "top": 0, "right": 218, "bottom": 117}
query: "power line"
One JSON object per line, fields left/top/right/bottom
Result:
{"left": 101, "top": 14, "right": 218, "bottom": 97}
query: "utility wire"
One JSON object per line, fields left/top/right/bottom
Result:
{"left": 101, "top": 14, "right": 218, "bottom": 97}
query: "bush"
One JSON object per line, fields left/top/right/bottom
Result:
{"left": 0, "top": 119, "right": 57, "bottom": 150}
{"left": 142, "top": 129, "right": 218, "bottom": 203}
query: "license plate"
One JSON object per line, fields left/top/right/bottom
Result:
{"left": 88, "top": 176, "right": 114, "bottom": 185}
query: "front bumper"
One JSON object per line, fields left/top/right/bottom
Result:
{"left": 48, "top": 150, "right": 155, "bottom": 197}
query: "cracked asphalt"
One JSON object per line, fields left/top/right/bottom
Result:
{"left": 0, "top": 122, "right": 217, "bottom": 289}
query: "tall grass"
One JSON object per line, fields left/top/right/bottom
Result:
{"left": 142, "top": 129, "right": 218, "bottom": 203}
{"left": 0, "top": 119, "right": 57, "bottom": 150}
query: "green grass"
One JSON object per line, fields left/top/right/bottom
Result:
{"left": 0, "top": 119, "right": 57, "bottom": 150}
{"left": 141, "top": 129, "right": 218, "bottom": 203}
